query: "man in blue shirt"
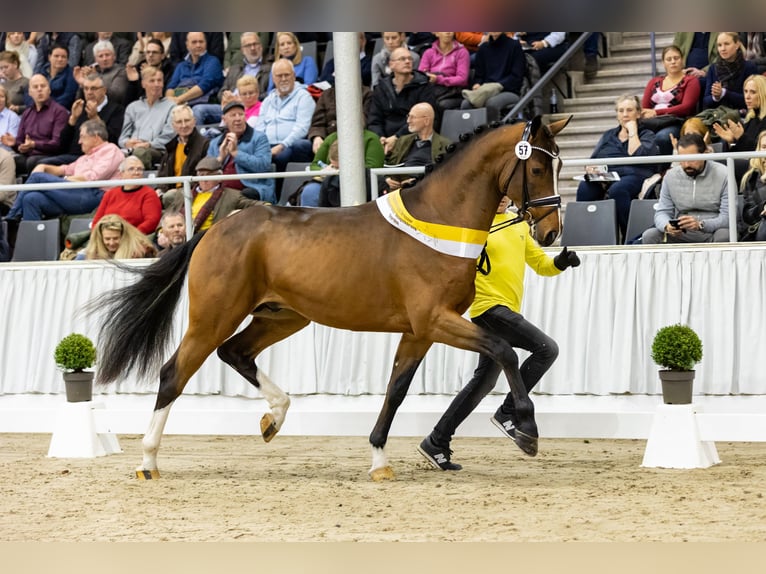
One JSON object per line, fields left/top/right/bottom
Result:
{"left": 166, "top": 32, "right": 223, "bottom": 126}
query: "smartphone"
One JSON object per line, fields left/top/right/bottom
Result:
{"left": 668, "top": 219, "right": 686, "bottom": 232}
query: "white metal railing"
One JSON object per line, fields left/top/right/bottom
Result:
{"left": 2, "top": 149, "right": 766, "bottom": 244}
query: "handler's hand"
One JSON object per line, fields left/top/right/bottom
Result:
{"left": 554, "top": 246, "right": 581, "bottom": 270}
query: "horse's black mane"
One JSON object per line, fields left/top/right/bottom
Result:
{"left": 400, "top": 119, "right": 521, "bottom": 190}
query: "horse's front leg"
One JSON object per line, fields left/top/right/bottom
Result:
{"left": 369, "top": 334, "right": 432, "bottom": 481}
{"left": 429, "top": 311, "right": 538, "bottom": 455}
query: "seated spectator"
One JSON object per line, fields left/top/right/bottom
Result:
{"left": 317, "top": 32, "right": 372, "bottom": 87}
{"left": 368, "top": 46, "right": 438, "bottom": 155}
{"left": 713, "top": 74, "right": 766, "bottom": 183}
{"left": 92, "top": 156, "right": 162, "bottom": 234}
{"left": 74, "top": 40, "right": 130, "bottom": 107}
{"left": 7, "top": 74, "right": 69, "bottom": 175}
{"left": 0, "top": 85, "right": 21, "bottom": 153}
{"left": 37, "top": 73, "right": 124, "bottom": 166}
{"left": 125, "top": 37, "right": 175, "bottom": 99}
{"left": 155, "top": 209, "right": 187, "bottom": 255}
{"left": 168, "top": 32, "right": 224, "bottom": 67}
{"left": 382, "top": 102, "right": 451, "bottom": 194}
{"left": 209, "top": 100, "right": 275, "bottom": 202}
{"left": 82, "top": 33, "right": 132, "bottom": 67}
{"left": 296, "top": 124, "right": 384, "bottom": 207}
{"left": 266, "top": 32, "right": 318, "bottom": 93}
{"left": 515, "top": 32, "right": 569, "bottom": 73}
{"left": 576, "top": 94, "right": 659, "bottom": 239}
{"left": 702, "top": 32, "right": 756, "bottom": 111}
{"left": 187, "top": 156, "right": 265, "bottom": 234}
{"left": 642, "top": 133, "right": 729, "bottom": 244}
{"left": 674, "top": 32, "right": 718, "bottom": 81}
{"left": 39, "top": 45, "right": 78, "bottom": 110}
{"left": 418, "top": 33, "right": 470, "bottom": 112}
{"left": 0, "top": 51, "right": 29, "bottom": 115}
{"left": 640, "top": 45, "right": 701, "bottom": 157}
{"left": 33, "top": 33, "right": 81, "bottom": 74}
{"left": 255, "top": 59, "right": 315, "bottom": 174}
{"left": 371, "top": 32, "right": 421, "bottom": 88}
{"left": 156, "top": 104, "right": 210, "bottom": 204}
{"left": 84, "top": 213, "right": 156, "bottom": 260}
{"left": 0, "top": 147, "right": 16, "bottom": 215}
{"left": 5, "top": 119, "right": 123, "bottom": 221}
{"left": 740, "top": 129, "right": 766, "bottom": 241}
{"left": 461, "top": 32, "right": 526, "bottom": 123}
{"left": 128, "top": 32, "right": 172, "bottom": 69}
{"left": 713, "top": 74, "right": 766, "bottom": 152}
{"left": 206, "top": 33, "right": 271, "bottom": 128}
{"left": 119, "top": 65, "right": 175, "bottom": 169}
{"left": 219, "top": 75, "right": 262, "bottom": 130}
{"left": 165, "top": 32, "right": 224, "bottom": 125}
{"left": 4, "top": 32, "right": 37, "bottom": 78}
{"left": 308, "top": 83, "right": 372, "bottom": 154}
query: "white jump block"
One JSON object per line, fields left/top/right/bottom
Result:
{"left": 47, "top": 401, "right": 122, "bottom": 458}
{"left": 641, "top": 404, "right": 720, "bottom": 469}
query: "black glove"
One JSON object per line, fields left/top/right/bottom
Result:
{"left": 554, "top": 246, "right": 581, "bottom": 270}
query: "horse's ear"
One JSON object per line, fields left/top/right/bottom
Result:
{"left": 528, "top": 115, "right": 543, "bottom": 138}
{"left": 546, "top": 115, "right": 573, "bottom": 137}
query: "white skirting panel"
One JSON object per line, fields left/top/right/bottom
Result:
{"left": 1, "top": 244, "right": 765, "bottom": 397}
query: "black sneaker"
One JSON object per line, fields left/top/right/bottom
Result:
{"left": 417, "top": 436, "right": 462, "bottom": 471}
{"left": 491, "top": 410, "right": 538, "bottom": 457}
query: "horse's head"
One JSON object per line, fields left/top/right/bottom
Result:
{"left": 502, "top": 115, "right": 571, "bottom": 246}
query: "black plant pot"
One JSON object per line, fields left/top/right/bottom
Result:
{"left": 63, "top": 371, "right": 94, "bottom": 403}
{"left": 658, "top": 370, "right": 694, "bottom": 405}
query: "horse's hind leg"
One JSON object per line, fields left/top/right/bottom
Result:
{"left": 139, "top": 328, "right": 233, "bottom": 478}
{"left": 217, "top": 309, "right": 310, "bottom": 442}
{"left": 369, "top": 333, "right": 432, "bottom": 481}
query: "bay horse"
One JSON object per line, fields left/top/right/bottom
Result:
{"left": 91, "top": 115, "right": 571, "bottom": 481}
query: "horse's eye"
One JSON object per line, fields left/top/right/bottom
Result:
{"left": 531, "top": 167, "right": 544, "bottom": 176}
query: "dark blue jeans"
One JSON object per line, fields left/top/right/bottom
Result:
{"left": 7, "top": 172, "right": 103, "bottom": 220}
{"left": 431, "top": 305, "right": 559, "bottom": 447}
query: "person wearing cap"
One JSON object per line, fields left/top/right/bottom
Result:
{"left": 189, "top": 155, "right": 266, "bottom": 234}
{"left": 206, "top": 98, "right": 274, "bottom": 203}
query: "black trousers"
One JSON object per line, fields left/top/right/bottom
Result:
{"left": 431, "top": 305, "right": 559, "bottom": 446}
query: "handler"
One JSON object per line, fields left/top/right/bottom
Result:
{"left": 418, "top": 196, "right": 581, "bottom": 470}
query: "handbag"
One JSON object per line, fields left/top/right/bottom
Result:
{"left": 640, "top": 114, "right": 684, "bottom": 132}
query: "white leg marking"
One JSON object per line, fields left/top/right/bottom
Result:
{"left": 257, "top": 369, "right": 290, "bottom": 429}
{"left": 138, "top": 403, "right": 173, "bottom": 471}
{"left": 370, "top": 446, "right": 388, "bottom": 474}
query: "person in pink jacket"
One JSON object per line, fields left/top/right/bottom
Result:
{"left": 5, "top": 118, "right": 124, "bottom": 221}
{"left": 418, "top": 33, "right": 470, "bottom": 111}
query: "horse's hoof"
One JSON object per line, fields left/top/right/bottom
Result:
{"left": 514, "top": 431, "right": 538, "bottom": 457}
{"left": 369, "top": 466, "right": 395, "bottom": 482}
{"left": 135, "top": 469, "right": 160, "bottom": 480}
{"left": 260, "top": 413, "right": 278, "bottom": 442}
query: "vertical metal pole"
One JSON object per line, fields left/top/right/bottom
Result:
{"left": 650, "top": 32, "right": 657, "bottom": 78}
{"left": 183, "top": 179, "right": 193, "bottom": 240}
{"left": 333, "top": 32, "right": 366, "bottom": 206}
{"left": 725, "top": 158, "right": 738, "bottom": 243}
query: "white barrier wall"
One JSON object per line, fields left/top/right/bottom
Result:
{"left": 1, "top": 243, "right": 765, "bottom": 397}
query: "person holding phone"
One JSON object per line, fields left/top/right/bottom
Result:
{"left": 641, "top": 132, "right": 729, "bottom": 244}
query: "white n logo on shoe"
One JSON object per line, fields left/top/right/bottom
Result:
{"left": 434, "top": 453, "right": 448, "bottom": 464}
{"left": 502, "top": 420, "right": 515, "bottom": 431}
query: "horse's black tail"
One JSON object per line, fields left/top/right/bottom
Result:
{"left": 85, "top": 232, "right": 207, "bottom": 385}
